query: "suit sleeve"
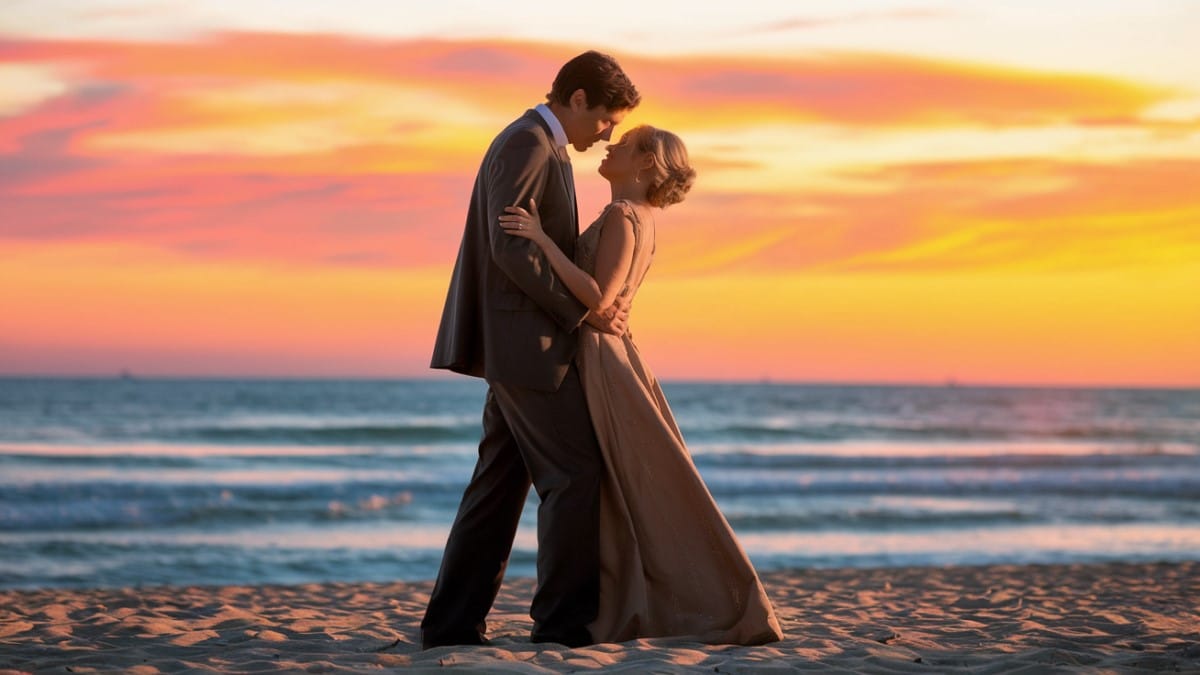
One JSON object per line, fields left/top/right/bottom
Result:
{"left": 486, "top": 129, "right": 589, "bottom": 331}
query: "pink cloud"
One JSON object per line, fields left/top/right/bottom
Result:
{"left": 0, "top": 33, "right": 1187, "bottom": 275}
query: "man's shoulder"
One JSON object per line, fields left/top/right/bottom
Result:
{"left": 494, "top": 111, "right": 551, "bottom": 150}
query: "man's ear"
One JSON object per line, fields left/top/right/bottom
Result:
{"left": 569, "top": 88, "right": 588, "bottom": 111}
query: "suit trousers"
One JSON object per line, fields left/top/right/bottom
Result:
{"left": 421, "top": 364, "right": 603, "bottom": 646}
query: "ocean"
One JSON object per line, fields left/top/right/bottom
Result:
{"left": 1, "top": 377, "right": 1198, "bottom": 590}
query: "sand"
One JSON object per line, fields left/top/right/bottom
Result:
{"left": 2, "top": 561, "right": 1198, "bottom": 673}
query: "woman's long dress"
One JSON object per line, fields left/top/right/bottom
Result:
{"left": 575, "top": 200, "right": 783, "bottom": 645}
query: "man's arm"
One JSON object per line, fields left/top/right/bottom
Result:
{"left": 486, "top": 128, "right": 588, "bottom": 331}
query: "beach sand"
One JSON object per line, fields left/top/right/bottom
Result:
{"left": 2, "top": 561, "right": 1197, "bottom": 673}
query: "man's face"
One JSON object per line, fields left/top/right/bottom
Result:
{"left": 563, "top": 90, "right": 629, "bottom": 152}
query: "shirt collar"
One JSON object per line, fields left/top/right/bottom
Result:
{"left": 534, "top": 103, "right": 569, "bottom": 149}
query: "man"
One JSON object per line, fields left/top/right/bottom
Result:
{"left": 424, "top": 51, "right": 641, "bottom": 648}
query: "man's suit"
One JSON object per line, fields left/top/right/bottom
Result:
{"left": 424, "top": 109, "right": 604, "bottom": 647}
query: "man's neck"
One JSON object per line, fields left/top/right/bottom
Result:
{"left": 535, "top": 103, "right": 569, "bottom": 149}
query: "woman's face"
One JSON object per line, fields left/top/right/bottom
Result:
{"left": 598, "top": 130, "right": 643, "bottom": 181}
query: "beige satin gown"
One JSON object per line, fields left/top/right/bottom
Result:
{"left": 574, "top": 200, "right": 784, "bottom": 645}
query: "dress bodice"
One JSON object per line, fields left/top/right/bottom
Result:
{"left": 575, "top": 200, "right": 654, "bottom": 305}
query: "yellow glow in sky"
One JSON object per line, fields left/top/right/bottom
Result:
{"left": 2, "top": 2, "right": 1198, "bottom": 384}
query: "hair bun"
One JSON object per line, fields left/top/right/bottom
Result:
{"left": 649, "top": 166, "right": 695, "bottom": 208}
{"left": 637, "top": 127, "right": 695, "bottom": 208}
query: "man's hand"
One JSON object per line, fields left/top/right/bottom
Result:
{"left": 585, "top": 295, "right": 632, "bottom": 336}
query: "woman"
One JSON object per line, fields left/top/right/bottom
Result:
{"left": 500, "top": 126, "right": 783, "bottom": 645}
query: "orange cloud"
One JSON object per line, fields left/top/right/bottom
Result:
{"left": 2, "top": 32, "right": 1171, "bottom": 136}
{"left": 649, "top": 157, "right": 1200, "bottom": 276}
{"left": 2, "top": 33, "right": 1196, "bottom": 383}
{"left": 2, "top": 33, "right": 1184, "bottom": 269}
{"left": 624, "top": 52, "right": 1169, "bottom": 129}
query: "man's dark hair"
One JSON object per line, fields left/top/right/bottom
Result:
{"left": 546, "top": 50, "right": 641, "bottom": 111}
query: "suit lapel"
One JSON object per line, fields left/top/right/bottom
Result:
{"left": 526, "top": 110, "right": 579, "bottom": 235}
{"left": 556, "top": 145, "right": 578, "bottom": 232}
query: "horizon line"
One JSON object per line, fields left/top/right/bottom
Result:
{"left": 1, "top": 373, "right": 1197, "bottom": 391}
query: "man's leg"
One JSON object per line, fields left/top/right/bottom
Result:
{"left": 490, "top": 365, "right": 603, "bottom": 647}
{"left": 421, "top": 387, "right": 531, "bottom": 647}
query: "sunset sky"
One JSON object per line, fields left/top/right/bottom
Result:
{"left": 2, "top": 1, "right": 1198, "bottom": 385}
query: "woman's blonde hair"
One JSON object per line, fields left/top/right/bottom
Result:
{"left": 630, "top": 125, "right": 696, "bottom": 208}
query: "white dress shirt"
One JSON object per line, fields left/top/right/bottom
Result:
{"left": 534, "top": 103, "right": 569, "bottom": 150}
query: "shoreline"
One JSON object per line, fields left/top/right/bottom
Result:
{"left": 2, "top": 561, "right": 1198, "bottom": 673}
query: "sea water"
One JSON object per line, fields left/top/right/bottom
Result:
{"left": 2, "top": 378, "right": 1198, "bottom": 589}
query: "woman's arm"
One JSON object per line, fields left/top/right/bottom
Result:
{"left": 500, "top": 199, "right": 634, "bottom": 314}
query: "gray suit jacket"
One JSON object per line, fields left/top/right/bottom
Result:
{"left": 430, "top": 110, "right": 589, "bottom": 391}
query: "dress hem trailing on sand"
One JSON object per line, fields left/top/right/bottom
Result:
{"left": 573, "top": 201, "right": 783, "bottom": 645}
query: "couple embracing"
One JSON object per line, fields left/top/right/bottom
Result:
{"left": 424, "top": 50, "right": 783, "bottom": 648}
